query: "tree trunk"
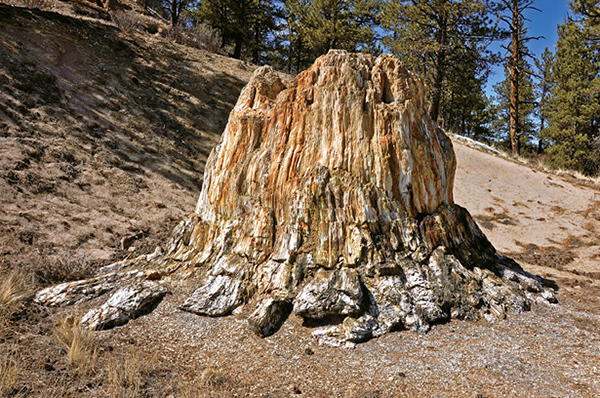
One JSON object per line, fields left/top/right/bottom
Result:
{"left": 34, "top": 51, "right": 556, "bottom": 342}
{"left": 233, "top": 36, "right": 243, "bottom": 59}
{"left": 170, "top": 0, "right": 179, "bottom": 28}
{"left": 428, "top": 16, "right": 447, "bottom": 122}
{"left": 509, "top": 0, "right": 520, "bottom": 157}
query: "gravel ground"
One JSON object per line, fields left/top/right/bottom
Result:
{"left": 90, "top": 274, "right": 600, "bottom": 398}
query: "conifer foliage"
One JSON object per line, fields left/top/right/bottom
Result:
{"left": 140, "top": 0, "right": 600, "bottom": 176}
{"left": 545, "top": 1, "right": 600, "bottom": 175}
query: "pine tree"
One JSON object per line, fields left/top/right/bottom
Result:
{"left": 493, "top": 11, "right": 538, "bottom": 152}
{"left": 380, "top": 0, "right": 500, "bottom": 126}
{"left": 496, "top": 0, "right": 541, "bottom": 157}
{"left": 492, "top": 56, "right": 536, "bottom": 150}
{"left": 546, "top": 3, "right": 600, "bottom": 174}
{"left": 280, "top": 0, "right": 381, "bottom": 74}
{"left": 190, "top": 0, "right": 278, "bottom": 61}
{"left": 534, "top": 47, "right": 554, "bottom": 153}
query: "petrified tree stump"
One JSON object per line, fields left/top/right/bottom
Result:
{"left": 168, "top": 50, "right": 555, "bottom": 341}
{"left": 35, "top": 50, "right": 555, "bottom": 341}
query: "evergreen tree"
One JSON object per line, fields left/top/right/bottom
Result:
{"left": 280, "top": 0, "right": 381, "bottom": 74}
{"left": 533, "top": 47, "right": 554, "bottom": 153}
{"left": 380, "top": 0, "right": 500, "bottom": 127}
{"left": 497, "top": 0, "right": 541, "bottom": 156}
{"left": 493, "top": 13, "right": 537, "bottom": 152}
{"left": 492, "top": 56, "right": 536, "bottom": 150}
{"left": 546, "top": 3, "right": 600, "bottom": 174}
{"left": 190, "top": 0, "right": 278, "bottom": 61}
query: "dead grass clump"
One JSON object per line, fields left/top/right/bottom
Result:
{"left": 105, "top": 351, "right": 159, "bottom": 398}
{"left": 0, "top": 271, "right": 32, "bottom": 319}
{"left": 34, "top": 254, "right": 94, "bottom": 286}
{"left": 0, "top": 347, "right": 19, "bottom": 396}
{"left": 53, "top": 315, "right": 97, "bottom": 376}
{"left": 178, "top": 366, "right": 230, "bottom": 397}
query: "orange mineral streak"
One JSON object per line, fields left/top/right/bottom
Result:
{"left": 196, "top": 50, "right": 455, "bottom": 248}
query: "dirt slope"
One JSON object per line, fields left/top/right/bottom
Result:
{"left": 1, "top": 5, "right": 599, "bottom": 397}
{"left": 454, "top": 142, "right": 600, "bottom": 284}
{"left": 0, "top": 4, "right": 255, "bottom": 283}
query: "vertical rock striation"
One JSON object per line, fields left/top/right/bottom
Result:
{"left": 169, "top": 50, "right": 555, "bottom": 341}
{"left": 34, "top": 50, "right": 555, "bottom": 341}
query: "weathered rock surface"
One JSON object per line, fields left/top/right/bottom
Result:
{"left": 34, "top": 50, "right": 555, "bottom": 341}
{"left": 166, "top": 50, "right": 555, "bottom": 341}
{"left": 34, "top": 268, "right": 159, "bottom": 307}
{"left": 34, "top": 263, "right": 170, "bottom": 330}
{"left": 81, "top": 281, "right": 168, "bottom": 330}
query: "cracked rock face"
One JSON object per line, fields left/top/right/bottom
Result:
{"left": 33, "top": 50, "right": 555, "bottom": 341}
{"left": 81, "top": 281, "right": 168, "bottom": 330}
{"left": 167, "top": 50, "right": 555, "bottom": 341}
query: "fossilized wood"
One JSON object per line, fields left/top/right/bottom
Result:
{"left": 167, "top": 50, "right": 555, "bottom": 341}
{"left": 81, "top": 281, "right": 168, "bottom": 330}
{"left": 34, "top": 50, "right": 555, "bottom": 340}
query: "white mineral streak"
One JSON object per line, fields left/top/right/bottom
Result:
{"left": 169, "top": 50, "right": 556, "bottom": 340}
{"left": 35, "top": 51, "right": 556, "bottom": 340}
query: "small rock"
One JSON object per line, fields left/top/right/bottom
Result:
{"left": 146, "top": 246, "right": 163, "bottom": 262}
{"left": 293, "top": 269, "right": 363, "bottom": 319}
{"left": 248, "top": 297, "right": 292, "bottom": 337}
{"left": 181, "top": 275, "right": 245, "bottom": 316}
{"left": 121, "top": 232, "right": 143, "bottom": 250}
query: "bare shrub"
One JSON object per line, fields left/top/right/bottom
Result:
{"left": 187, "top": 23, "right": 223, "bottom": 53}
{"left": 166, "top": 24, "right": 223, "bottom": 53}
{"left": 111, "top": 11, "right": 143, "bottom": 32}
{"left": 53, "top": 315, "right": 97, "bottom": 376}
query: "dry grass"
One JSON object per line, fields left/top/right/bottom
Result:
{"left": 0, "top": 347, "right": 19, "bottom": 396}
{"left": 104, "top": 350, "right": 159, "bottom": 398}
{"left": 35, "top": 254, "right": 94, "bottom": 286}
{"left": 177, "top": 366, "right": 230, "bottom": 398}
{"left": 53, "top": 315, "right": 97, "bottom": 376}
{"left": 0, "top": 271, "right": 32, "bottom": 321}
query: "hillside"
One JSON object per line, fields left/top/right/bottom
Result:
{"left": 0, "top": 3, "right": 255, "bottom": 283}
{"left": 1, "top": 4, "right": 599, "bottom": 397}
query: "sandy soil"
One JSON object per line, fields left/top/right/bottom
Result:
{"left": 0, "top": 3, "right": 255, "bottom": 284}
{"left": 454, "top": 142, "right": 600, "bottom": 282}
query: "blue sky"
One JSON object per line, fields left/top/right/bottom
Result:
{"left": 486, "top": 0, "right": 572, "bottom": 96}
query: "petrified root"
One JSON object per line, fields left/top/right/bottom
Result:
{"left": 166, "top": 50, "right": 556, "bottom": 341}
{"left": 34, "top": 261, "right": 169, "bottom": 330}
{"left": 81, "top": 281, "right": 168, "bottom": 330}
